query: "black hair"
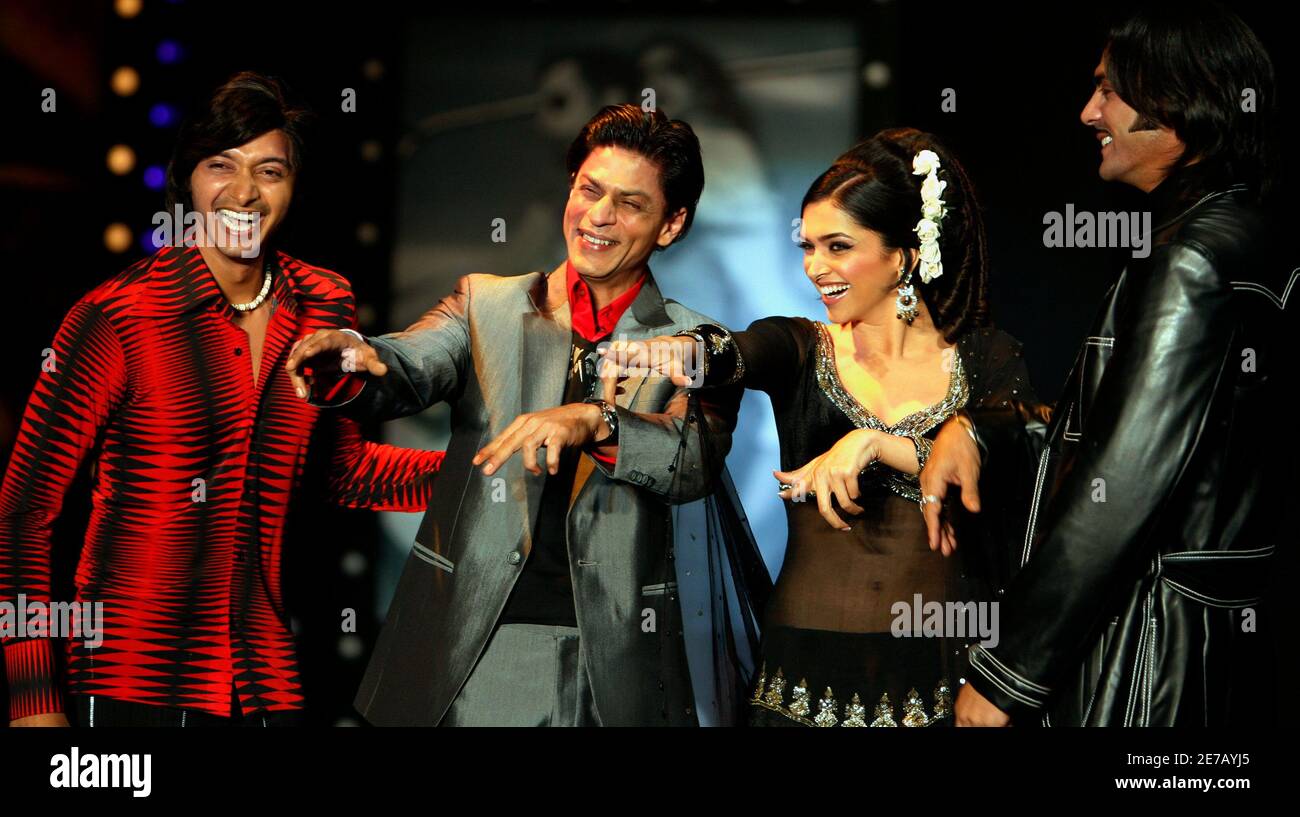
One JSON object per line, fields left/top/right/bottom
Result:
{"left": 565, "top": 103, "right": 705, "bottom": 249}
{"left": 1104, "top": 2, "right": 1277, "bottom": 198}
{"left": 165, "top": 72, "right": 315, "bottom": 212}
{"left": 802, "top": 128, "right": 989, "bottom": 343}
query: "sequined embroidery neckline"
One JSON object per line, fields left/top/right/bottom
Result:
{"left": 813, "top": 322, "right": 969, "bottom": 436}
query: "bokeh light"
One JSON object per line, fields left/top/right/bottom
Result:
{"left": 156, "top": 40, "right": 184, "bottom": 64}
{"left": 106, "top": 144, "right": 136, "bottom": 175}
{"left": 143, "top": 165, "right": 166, "bottom": 190}
{"left": 110, "top": 66, "right": 140, "bottom": 97}
{"left": 149, "top": 102, "right": 179, "bottom": 128}
{"left": 103, "top": 223, "right": 132, "bottom": 253}
{"left": 114, "top": 0, "right": 142, "bottom": 19}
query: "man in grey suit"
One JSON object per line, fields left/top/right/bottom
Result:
{"left": 286, "top": 104, "right": 742, "bottom": 726}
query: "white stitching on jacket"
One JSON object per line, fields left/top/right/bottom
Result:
{"left": 1144, "top": 612, "right": 1157, "bottom": 726}
{"left": 1021, "top": 446, "right": 1052, "bottom": 566}
{"left": 1231, "top": 269, "right": 1297, "bottom": 309}
{"left": 1161, "top": 579, "right": 1260, "bottom": 609}
{"left": 1124, "top": 589, "right": 1154, "bottom": 726}
{"left": 973, "top": 644, "right": 1052, "bottom": 693}
{"left": 1062, "top": 404, "right": 1080, "bottom": 442}
{"left": 968, "top": 649, "right": 1046, "bottom": 707}
{"left": 1162, "top": 546, "right": 1273, "bottom": 561}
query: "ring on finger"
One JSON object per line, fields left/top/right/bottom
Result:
{"left": 776, "top": 482, "right": 815, "bottom": 498}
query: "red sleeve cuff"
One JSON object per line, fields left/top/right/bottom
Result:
{"left": 4, "top": 638, "right": 65, "bottom": 721}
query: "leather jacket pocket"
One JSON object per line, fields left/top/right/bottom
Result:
{"left": 1066, "top": 337, "right": 1114, "bottom": 441}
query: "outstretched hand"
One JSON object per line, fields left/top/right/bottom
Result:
{"left": 918, "top": 414, "right": 982, "bottom": 556}
{"left": 285, "top": 329, "right": 388, "bottom": 400}
{"left": 774, "top": 428, "right": 883, "bottom": 532}
{"left": 471, "top": 403, "right": 608, "bottom": 477}
{"left": 597, "top": 335, "right": 698, "bottom": 391}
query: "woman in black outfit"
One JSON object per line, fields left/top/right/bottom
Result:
{"left": 604, "top": 128, "right": 1033, "bottom": 726}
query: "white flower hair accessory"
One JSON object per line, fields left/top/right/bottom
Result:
{"left": 911, "top": 149, "right": 947, "bottom": 283}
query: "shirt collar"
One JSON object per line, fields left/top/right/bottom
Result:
{"left": 565, "top": 259, "right": 646, "bottom": 342}
{"left": 138, "top": 244, "right": 297, "bottom": 319}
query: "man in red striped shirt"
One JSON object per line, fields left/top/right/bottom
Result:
{"left": 0, "top": 73, "right": 444, "bottom": 726}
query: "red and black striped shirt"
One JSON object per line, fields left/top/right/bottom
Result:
{"left": 0, "top": 244, "right": 444, "bottom": 720}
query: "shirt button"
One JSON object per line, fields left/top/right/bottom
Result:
{"left": 234, "top": 347, "right": 243, "bottom": 356}
{"left": 507, "top": 551, "right": 522, "bottom": 565}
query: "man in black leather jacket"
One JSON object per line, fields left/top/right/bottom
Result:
{"left": 921, "top": 3, "right": 1292, "bottom": 726}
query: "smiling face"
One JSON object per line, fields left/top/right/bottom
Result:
{"left": 1080, "top": 52, "right": 1186, "bottom": 192}
{"left": 562, "top": 145, "right": 686, "bottom": 285}
{"left": 800, "top": 198, "right": 910, "bottom": 324}
{"left": 188, "top": 129, "right": 295, "bottom": 259}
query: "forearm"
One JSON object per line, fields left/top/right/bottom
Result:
{"left": 966, "top": 401, "right": 1053, "bottom": 468}
{"left": 689, "top": 319, "right": 802, "bottom": 394}
{"left": 873, "top": 431, "right": 921, "bottom": 476}
{"left": 331, "top": 334, "right": 460, "bottom": 421}
{"left": 317, "top": 277, "right": 472, "bottom": 421}
{"left": 595, "top": 386, "right": 740, "bottom": 503}
{"left": 328, "top": 443, "right": 445, "bottom": 512}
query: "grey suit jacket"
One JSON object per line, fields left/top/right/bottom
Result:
{"left": 345, "top": 267, "right": 741, "bottom": 726}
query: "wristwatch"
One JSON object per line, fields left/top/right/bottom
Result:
{"left": 585, "top": 397, "right": 619, "bottom": 445}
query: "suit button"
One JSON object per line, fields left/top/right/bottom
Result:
{"left": 507, "top": 551, "right": 522, "bottom": 565}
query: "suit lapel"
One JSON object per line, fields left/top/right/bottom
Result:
{"left": 567, "top": 269, "right": 677, "bottom": 509}
{"left": 519, "top": 271, "right": 573, "bottom": 530}
{"left": 608, "top": 269, "right": 676, "bottom": 409}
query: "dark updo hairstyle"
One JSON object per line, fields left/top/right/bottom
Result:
{"left": 802, "top": 127, "right": 989, "bottom": 342}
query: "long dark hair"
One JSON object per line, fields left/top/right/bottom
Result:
{"left": 803, "top": 127, "right": 990, "bottom": 343}
{"left": 165, "top": 72, "right": 315, "bottom": 212}
{"left": 1105, "top": 2, "right": 1277, "bottom": 199}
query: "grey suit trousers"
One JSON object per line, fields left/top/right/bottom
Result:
{"left": 440, "top": 624, "right": 602, "bottom": 727}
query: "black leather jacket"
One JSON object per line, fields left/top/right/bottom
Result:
{"left": 965, "top": 181, "right": 1292, "bottom": 725}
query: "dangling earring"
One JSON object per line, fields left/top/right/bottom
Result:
{"left": 895, "top": 265, "right": 918, "bottom": 324}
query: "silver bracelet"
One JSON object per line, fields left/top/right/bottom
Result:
{"left": 910, "top": 434, "right": 934, "bottom": 474}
